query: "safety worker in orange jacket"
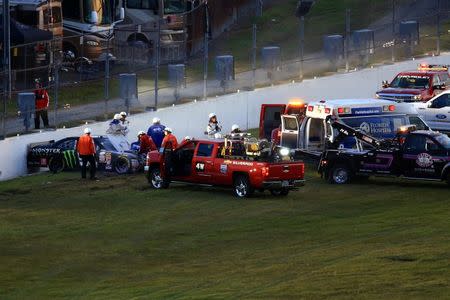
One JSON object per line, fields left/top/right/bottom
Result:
{"left": 34, "top": 79, "right": 50, "bottom": 129}
{"left": 137, "top": 131, "right": 157, "bottom": 154}
{"left": 77, "top": 128, "right": 97, "bottom": 180}
{"left": 161, "top": 127, "right": 178, "bottom": 150}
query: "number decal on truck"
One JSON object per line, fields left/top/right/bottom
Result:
{"left": 196, "top": 162, "right": 205, "bottom": 172}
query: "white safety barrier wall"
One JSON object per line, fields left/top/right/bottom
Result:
{"left": 1, "top": 54, "right": 449, "bottom": 181}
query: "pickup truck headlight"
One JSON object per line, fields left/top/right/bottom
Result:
{"left": 413, "top": 94, "right": 422, "bottom": 100}
{"left": 375, "top": 93, "right": 380, "bottom": 99}
{"left": 85, "top": 40, "right": 100, "bottom": 46}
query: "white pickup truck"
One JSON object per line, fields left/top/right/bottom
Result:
{"left": 414, "top": 90, "right": 450, "bottom": 133}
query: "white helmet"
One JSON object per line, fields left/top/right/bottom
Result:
{"left": 84, "top": 128, "right": 92, "bottom": 134}
{"left": 114, "top": 113, "right": 121, "bottom": 120}
{"left": 184, "top": 136, "right": 191, "bottom": 141}
{"left": 214, "top": 133, "right": 222, "bottom": 139}
{"left": 138, "top": 130, "right": 146, "bottom": 136}
{"left": 209, "top": 112, "right": 216, "bottom": 119}
{"left": 120, "top": 111, "right": 127, "bottom": 117}
{"left": 231, "top": 124, "right": 240, "bottom": 131}
{"left": 152, "top": 117, "right": 160, "bottom": 124}
{"left": 165, "top": 127, "right": 173, "bottom": 133}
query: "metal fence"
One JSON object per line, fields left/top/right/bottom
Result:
{"left": 1, "top": 0, "right": 450, "bottom": 139}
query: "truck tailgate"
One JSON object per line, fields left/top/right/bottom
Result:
{"left": 267, "top": 162, "right": 305, "bottom": 181}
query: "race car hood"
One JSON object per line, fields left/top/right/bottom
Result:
{"left": 376, "top": 88, "right": 423, "bottom": 95}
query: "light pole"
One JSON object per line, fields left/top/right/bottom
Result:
{"left": 295, "top": 0, "right": 314, "bottom": 82}
{"left": 203, "top": 1, "right": 209, "bottom": 101}
{"left": 2, "top": 0, "right": 10, "bottom": 140}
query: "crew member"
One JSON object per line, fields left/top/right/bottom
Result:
{"left": 120, "top": 112, "right": 129, "bottom": 125}
{"left": 76, "top": 128, "right": 97, "bottom": 180}
{"left": 107, "top": 114, "right": 128, "bottom": 135}
{"left": 138, "top": 131, "right": 157, "bottom": 154}
{"left": 147, "top": 117, "right": 166, "bottom": 148}
{"left": 161, "top": 127, "right": 178, "bottom": 150}
{"left": 231, "top": 124, "right": 242, "bottom": 134}
{"left": 34, "top": 79, "right": 50, "bottom": 129}
{"left": 206, "top": 113, "right": 221, "bottom": 137}
{"left": 271, "top": 125, "right": 281, "bottom": 145}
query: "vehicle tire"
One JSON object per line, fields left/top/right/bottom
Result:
{"left": 114, "top": 156, "right": 131, "bottom": 175}
{"left": 328, "top": 164, "right": 351, "bottom": 184}
{"left": 48, "top": 156, "right": 65, "bottom": 174}
{"left": 270, "top": 189, "right": 290, "bottom": 196}
{"left": 148, "top": 167, "right": 169, "bottom": 189}
{"left": 233, "top": 175, "right": 254, "bottom": 198}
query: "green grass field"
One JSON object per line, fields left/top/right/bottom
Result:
{"left": 1, "top": 167, "right": 449, "bottom": 299}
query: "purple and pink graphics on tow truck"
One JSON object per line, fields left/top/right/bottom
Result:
{"left": 318, "top": 118, "right": 450, "bottom": 185}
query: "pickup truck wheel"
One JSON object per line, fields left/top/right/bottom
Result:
{"left": 270, "top": 189, "right": 289, "bottom": 196}
{"left": 329, "top": 164, "right": 351, "bottom": 184}
{"left": 233, "top": 175, "right": 254, "bottom": 198}
{"left": 149, "top": 168, "right": 169, "bottom": 189}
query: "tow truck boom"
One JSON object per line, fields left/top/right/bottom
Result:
{"left": 326, "top": 116, "right": 384, "bottom": 149}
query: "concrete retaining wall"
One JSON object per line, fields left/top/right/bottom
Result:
{"left": 1, "top": 54, "right": 449, "bottom": 181}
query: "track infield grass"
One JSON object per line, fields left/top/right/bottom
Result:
{"left": 0, "top": 168, "right": 449, "bottom": 299}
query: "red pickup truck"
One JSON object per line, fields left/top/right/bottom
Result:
{"left": 375, "top": 64, "right": 450, "bottom": 102}
{"left": 145, "top": 137, "right": 305, "bottom": 197}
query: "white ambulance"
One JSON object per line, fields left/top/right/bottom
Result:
{"left": 280, "top": 98, "right": 429, "bottom": 155}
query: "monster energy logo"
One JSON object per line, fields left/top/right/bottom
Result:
{"left": 63, "top": 150, "right": 78, "bottom": 169}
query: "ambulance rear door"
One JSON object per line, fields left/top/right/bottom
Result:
{"left": 280, "top": 115, "right": 299, "bottom": 149}
{"left": 259, "top": 104, "right": 286, "bottom": 140}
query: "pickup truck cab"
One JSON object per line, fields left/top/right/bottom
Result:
{"left": 375, "top": 64, "right": 450, "bottom": 102}
{"left": 414, "top": 90, "right": 450, "bottom": 133}
{"left": 318, "top": 122, "right": 450, "bottom": 185}
{"left": 145, "top": 136, "right": 305, "bottom": 197}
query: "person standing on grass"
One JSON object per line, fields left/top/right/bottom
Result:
{"left": 34, "top": 78, "right": 50, "bottom": 129}
{"left": 147, "top": 117, "right": 166, "bottom": 148}
{"left": 77, "top": 128, "right": 97, "bottom": 180}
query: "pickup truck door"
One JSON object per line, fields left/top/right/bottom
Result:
{"left": 280, "top": 115, "right": 299, "bottom": 149}
{"left": 402, "top": 134, "right": 442, "bottom": 178}
{"left": 259, "top": 104, "right": 286, "bottom": 140}
{"left": 192, "top": 142, "right": 215, "bottom": 183}
{"left": 417, "top": 94, "right": 450, "bottom": 131}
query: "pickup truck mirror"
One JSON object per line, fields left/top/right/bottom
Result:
{"left": 382, "top": 80, "right": 389, "bottom": 88}
{"left": 427, "top": 101, "right": 433, "bottom": 108}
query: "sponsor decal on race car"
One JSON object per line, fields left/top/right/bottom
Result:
{"left": 32, "top": 148, "right": 61, "bottom": 155}
{"left": 105, "top": 152, "right": 112, "bottom": 170}
{"left": 63, "top": 150, "right": 78, "bottom": 169}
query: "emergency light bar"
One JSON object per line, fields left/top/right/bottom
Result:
{"left": 418, "top": 64, "right": 449, "bottom": 71}
{"left": 383, "top": 105, "right": 396, "bottom": 112}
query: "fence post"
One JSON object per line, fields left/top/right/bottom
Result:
{"left": 2, "top": 0, "right": 11, "bottom": 139}
{"left": 391, "top": 0, "right": 396, "bottom": 62}
{"left": 155, "top": 17, "right": 161, "bottom": 109}
{"left": 436, "top": 0, "right": 441, "bottom": 56}
{"left": 53, "top": 65, "right": 59, "bottom": 130}
{"left": 104, "top": 37, "right": 110, "bottom": 120}
{"left": 203, "top": 33, "right": 208, "bottom": 100}
{"left": 252, "top": 24, "right": 257, "bottom": 90}
{"left": 299, "top": 16, "right": 305, "bottom": 82}
{"left": 345, "top": 9, "right": 351, "bottom": 72}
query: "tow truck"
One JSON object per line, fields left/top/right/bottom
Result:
{"left": 145, "top": 134, "right": 305, "bottom": 198}
{"left": 278, "top": 98, "right": 429, "bottom": 157}
{"left": 318, "top": 117, "right": 450, "bottom": 185}
{"left": 375, "top": 64, "right": 450, "bottom": 102}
